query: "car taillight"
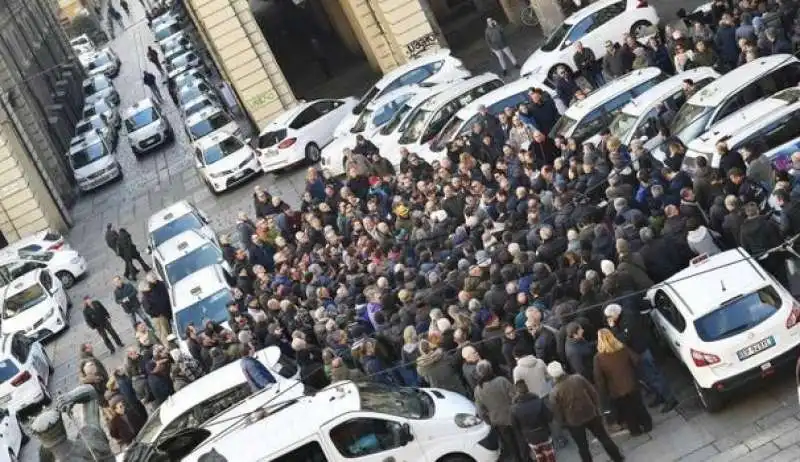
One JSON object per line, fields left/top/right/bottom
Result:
{"left": 48, "top": 241, "right": 64, "bottom": 250}
{"left": 636, "top": 0, "right": 648, "bottom": 6}
{"left": 10, "top": 370, "right": 31, "bottom": 387}
{"left": 786, "top": 301, "right": 800, "bottom": 328}
{"left": 691, "top": 348, "right": 721, "bottom": 367}
{"left": 277, "top": 138, "right": 297, "bottom": 149}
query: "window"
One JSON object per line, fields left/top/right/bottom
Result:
{"left": 329, "top": 418, "right": 407, "bottom": 458}
{"left": 0, "top": 360, "right": 20, "bottom": 384}
{"left": 10, "top": 334, "right": 31, "bottom": 364}
{"left": 158, "top": 383, "right": 252, "bottom": 442}
{"left": 602, "top": 93, "right": 634, "bottom": 113}
{"left": 40, "top": 271, "right": 52, "bottom": 292}
{"left": 631, "top": 75, "right": 666, "bottom": 97}
{"left": 125, "top": 108, "right": 159, "bottom": 132}
{"left": 772, "top": 63, "right": 800, "bottom": 89}
{"left": 633, "top": 108, "right": 660, "bottom": 139}
{"left": 694, "top": 286, "right": 781, "bottom": 342}
{"left": 312, "top": 100, "right": 337, "bottom": 116}
{"left": 151, "top": 213, "right": 204, "bottom": 248}
{"left": 290, "top": 106, "right": 322, "bottom": 129}
{"left": 258, "top": 129, "right": 287, "bottom": 149}
{"left": 382, "top": 63, "right": 439, "bottom": 94}
{"left": 201, "top": 137, "right": 245, "bottom": 165}
{"left": 570, "top": 109, "right": 614, "bottom": 142}
{"left": 272, "top": 441, "right": 328, "bottom": 462}
{"left": 759, "top": 111, "right": 800, "bottom": 149}
{"left": 565, "top": 16, "right": 594, "bottom": 44}
{"left": 654, "top": 290, "right": 686, "bottom": 332}
{"left": 3, "top": 284, "right": 47, "bottom": 319}
{"left": 716, "top": 93, "right": 748, "bottom": 121}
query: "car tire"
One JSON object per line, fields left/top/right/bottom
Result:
{"left": 439, "top": 455, "right": 474, "bottom": 462}
{"left": 55, "top": 271, "right": 75, "bottom": 289}
{"left": 694, "top": 380, "right": 723, "bottom": 412}
{"left": 305, "top": 143, "right": 321, "bottom": 163}
{"left": 631, "top": 20, "right": 653, "bottom": 37}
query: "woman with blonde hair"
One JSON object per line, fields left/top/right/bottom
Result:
{"left": 593, "top": 328, "right": 652, "bottom": 436}
{"left": 399, "top": 326, "right": 421, "bottom": 386}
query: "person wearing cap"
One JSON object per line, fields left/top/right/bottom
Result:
{"left": 83, "top": 295, "right": 123, "bottom": 354}
{"left": 601, "top": 40, "right": 629, "bottom": 81}
{"left": 547, "top": 360, "right": 624, "bottom": 462}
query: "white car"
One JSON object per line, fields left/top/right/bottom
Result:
{"left": 124, "top": 98, "right": 174, "bottom": 157}
{"left": 74, "top": 116, "right": 117, "bottom": 151}
{"left": 166, "top": 50, "right": 205, "bottom": 81}
{"left": 153, "top": 20, "right": 184, "bottom": 45}
{"left": 80, "top": 48, "right": 121, "bottom": 79}
{"left": 194, "top": 132, "right": 260, "bottom": 193}
{"left": 646, "top": 249, "right": 800, "bottom": 412}
{"left": 182, "top": 95, "right": 223, "bottom": 120}
{"left": 0, "top": 249, "right": 87, "bottom": 289}
{"left": 171, "top": 265, "right": 233, "bottom": 348}
{"left": 184, "top": 107, "right": 240, "bottom": 143}
{"left": 68, "top": 132, "right": 122, "bottom": 192}
{"left": 5, "top": 230, "right": 69, "bottom": 255}
{"left": 83, "top": 75, "right": 119, "bottom": 106}
{"left": 337, "top": 49, "right": 471, "bottom": 138}
{"left": 70, "top": 34, "right": 95, "bottom": 54}
{"left": 178, "top": 80, "right": 220, "bottom": 110}
{"left": 254, "top": 98, "right": 358, "bottom": 173}
{"left": 0, "top": 270, "right": 69, "bottom": 342}
{"left": 0, "top": 332, "right": 52, "bottom": 414}
{"left": 520, "top": 0, "right": 660, "bottom": 81}
{"left": 0, "top": 406, "right": 27, "bottom": 462}
{"left": 151, "top": 229, "right": 230, "bottom": 289}
{"left": 146, "top": 201, "right": 215, "bottom": 253}
{"left": 83, "top": 96, "right": 120, "bottom": 131}
{"left": 120, "top": 352, "right": 302, "bottom": 461}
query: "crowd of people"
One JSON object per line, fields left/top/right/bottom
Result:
{"left": 71, "top": 0, "right": 800, "bottom": 460}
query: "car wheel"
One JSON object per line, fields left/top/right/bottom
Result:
{"left": 305, "top": 143, "right": 321, "bottom": 163}
{"left": 55, "top": 271, "right": 75, "bottom": 289}
{"left": 439, "top": 455, "right": 474, "bottom": 462}
{"left": 694, "top": 380, "right": 723, "bottom": 412}
{"left": 631, "top": 20, "right": 653, "bottom": 37}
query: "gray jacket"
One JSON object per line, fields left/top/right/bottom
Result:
{"left": 474, "top": 376, "right": 515, "bottom": 426}
{"left": 485, "top": 25, "right": 507, "bottom": 50}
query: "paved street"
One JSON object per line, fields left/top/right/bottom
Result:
{"left": 20, "top": 0, "right": 800, "bottom": 460}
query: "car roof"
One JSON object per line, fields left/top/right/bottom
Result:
{"left": 687, "top": 54, "right": 798, "bottom": 107}
{"left": 374, "top": 49, "right": 455, "bottom": 90}
{"left": 659, "top": 248, "right": 770, "bottom": 318}
{"left": 1, "top": 269, "right": 44, "bottom": 300}
{"left": 153, "top": 229, "right": 210, "bottom": 265}
{"left": 154, "top": 19, "right": 179, "bottom": 33}
{"left": 191, "top": 382, "right": 362, "bottom": 458}
{"left": 185, "top": 106, "right": 226, "bottom": 126}
{"left": 620, "top": 67, "right": 719, "bottom": 116}
{"left": 417, "top": 73, "right": 501, "bottom": 112}
{"left": 195, "top": 131, "right": 238, "bottom": 150}
{"left": 82, "top": 74, "right": 110, "bottom": 86}
{"left": 686, "top": 87, "right": 800, "bottom": 155}
{"left": 454, "top": 75, "right": 553, "bottom": 119}
{"left": 171, "top": 265, "right": 228, "bottom": 311}
{"left": 147, "top": 201, "right": 195, "bottom": 233}
{"left": 565, "top": 0, "right": 622, "bottom": 24}
{"left": 123, "top": 99, "right": 157, "bottom": 118}
{"left": 263, "top": 100, "right": 325, "bottom": 130}
{"left": 69, "top": 134, "right": 103, "bottom": 154}
{"left": 565, "top": 67, "right": 662, "bottom": 118}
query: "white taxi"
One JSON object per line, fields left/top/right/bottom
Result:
{"left": 193, "top": 132, "right": 260, "bottom": 194}
{"left": 0, "top": 270, "right": 70, "bottom": 342}
{"left": 0, "top": 248, "right": 87, "bottom": 289}
{"left": 0, "top": 332, "right": 53, "bottom": 413}
{"left": 647, "top": 248, "right": 800, "bottom": 411}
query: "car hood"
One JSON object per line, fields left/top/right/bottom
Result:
{"left": 521, "top": 49, "right": 555, "bottom": 78}
{"left": 422, "top": 388, "right": 481, "bottom": 418}
{"left": 130, "top": 121, "right": 164, "bottom": 140}
{"left": 204, "top": 148, "right": 253, "bottom": 174}
{"left": 74, "top": 155, "right": 115, "bottom": 179}
{"left": 1, "top": 297, "right": 57, "bottom": 335}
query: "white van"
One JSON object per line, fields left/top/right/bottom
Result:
{"left": 152, "top": 229, "right": 230, "bottom": 289}
{"left": 551, "top": 67, "right": 665, "bottom": 143}
{"left": 0, "top": 269, "right": 69, "bottom": 341}
{"left": 424, "top": 76, "right": 561, "bottom": 158}
{"left": 321, "top": 86, "right": 424, "bottom": 177}
{"left": 146, "top": 200, "right": 215, "bottom": 252}
{"left": 671, "top": 54, "right": 800, "bottom": 145}
{"left": 170, "top": 265, "right": 232, "bottom": 346}
{"left": 376, "top": 73, "right": 505, "bottom": 165}
{"left": 683, "top": 87, "right": 800, "bottom": 173}
{"left": 68, "top": 132, "right": 122, "bottom": 192}
{"left": 176, "top": 381, "right": 498, "bottom": 462}
{"left": 337, "top": 49, "right": 471, "bottom": 137}
{"left": 607, "top": 67, "right": 719, "bottom": 150}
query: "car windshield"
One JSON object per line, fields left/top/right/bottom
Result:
{"left": 180, "top": 88, "right": 205, "bottom": 107}
{"left": 70, "top": 141, "right": 107, "bottom": 169}
{"left": 694, "top": 286, "right": 781, "bottom": 342}
{"left": 398, "top": 107, "right": 432, "bottom": 144}
{"left": 151, "top": 213, "right": 204, "bottom": 248}
{"left": 358, "top": 383, "right": 433, "bottom": 419}
{"left": 431, "top": 115, "right": 466, "bottom": 151}
{"left": 609, "top": 111, "right": 640, "bottom": 141}
{"left": 0, "top": 360, "right": 19, "bottom": 384}
{"left": 671, "top": 103, "right": 713, "bottom": 143}
{"left": 190, "top": 112, "right": 232, "bottom": 139}
{"left": 540, "top": 22, "right": 570, "bottom": 52}
{"left": 18, "top": 251, "right": 54, "bottom": 262}
{"left": 351, "top": 109, "right": 373, "bottom": 133}
{"left": 88, "top": 54, "right": 110, "bottom": 69}
{"left": 171, "top": 53, "right": 193, "bottom": 69}
{"left": 165, "top": 243, "right": 222, "bottom": 285}
{"left": 125, "top": 108, "right": 159, "bottom": 132}
{"left": 136, "top": 412, "right": 164, "bottom": 445}
{"left": 83, "top": 78, "right": 109, "bottom": 95}
{"left": 74, "top": 121, "right": 93, "bottom": 137}
{"left": 379, "top": 103, "right": 413, "bottom": 136}
{"left": 203, "top": 136, "right": 244, "bottom": 164}
{"left": 184, "top": 99, "right": 214, "bottom": 118}
{"left": 551, "top": 114, "right": 578, "bottom": 137}
{"left": 175, "top": 289, "right": 232, "bottom": 339}
{"left": 155, "top": 24, "right": 181, "bottom": 41}
{"left": 3, "top": 284, "right": 47, "bottom": 319}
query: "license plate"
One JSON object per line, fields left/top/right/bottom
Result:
{"left": 231, "top": 171, "right": 245, "bottom": 180}
{"left": 266, "top": 149, "right": 279, "bottom": 157}
{"left": 737, "top": 336, "right": 776, "bottom": 361}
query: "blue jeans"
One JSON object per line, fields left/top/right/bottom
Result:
{"left": 637, "top": 348, "right": 672, "bottom": 401}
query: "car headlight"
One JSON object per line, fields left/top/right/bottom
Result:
{"left": 454, "top": 413, "right": 483, "bottom": 428}
{"left": 209, "top": 170, "right": 233, "bottom": 178}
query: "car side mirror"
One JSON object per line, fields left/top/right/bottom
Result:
{"left": 562, "top": 39, "right": 572, "bottom": 48}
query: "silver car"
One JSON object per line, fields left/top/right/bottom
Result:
{"left": 81, "top": 48, "right": 121, "bottom": 78}
{"left": 82, "top": 75, "right": 119, "bottom": 106}
{"left": 74, "top": 115, "right": 116, "bottom": 149}
{"left": 124, "top": 98, "right": 174, "bottom": 157}
{"left": 68, "top": 132, "right": 122, "bottom": 191}
{"left": 83, "top": 96, "right": 120, "bottom": 131}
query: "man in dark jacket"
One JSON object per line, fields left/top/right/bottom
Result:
{"left": 83, "top": 296, "right": 123, "bottom": 354}
{"left": 714, "top": 14, "right": 739, "bottom": 69}
{"left": 601, "top": 41, "right": 629, "bottom": 80}
{"left": 564, "top": 322, "right": 594, "bottom": 381}
{"left": 553, "top": 66, "right": 580, "bottom": 108}
{"left": 739, "top": 202, "right": 787, "bottom": 284}
{"left": 527, "top": 89, "right": 559, "bottom": 135}
{"left": 105, "top": 223, "right": 119, "bottom": 256}
{"left": 143, "top": 273, "right": 173, "bottom": 345}
{"left": 352, "top": 134, "right": 379, "bottom": 158}
{"left": 113, "top": 275, "right": 153, "bottom": 330}
{"left": 511, "top": 381, "right": 554, "bottom": 461}
{"left": 116, "top": 228, "right": 151, "bottom": 280}
{"left": 765, "top": 27, "right": 792, "bottom": 54}
{"left": 573, "top": 41, "right": 603, "bottom": 88}
{"left": 485, "top": 17, "right": 518, "bottom": 75}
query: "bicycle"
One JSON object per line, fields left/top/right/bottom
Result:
{"left": 520, "top": 5, "right": 539, "bottom": 27}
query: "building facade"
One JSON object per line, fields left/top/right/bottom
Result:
{"left": 0, "top": 0, "right": 83, "bottom": 242}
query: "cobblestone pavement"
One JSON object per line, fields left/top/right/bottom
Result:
{"left": 22, "top": 0, "right": 800, "bottom": 460}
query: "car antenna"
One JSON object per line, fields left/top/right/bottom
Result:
{"left": 720, "top": 280, "right": 726, "bottom": 292}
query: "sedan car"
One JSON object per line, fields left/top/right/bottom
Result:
{"left": 520, "top": 0, "right": 659, "bottom": 81}
{"left": 184, "top": 107, "right": 240, "bottom": 143}
{"left": 82, "top": 75, "right": 119, "bottom": 106}
{"left": 81, "top": 48, "right": 121, "bottom": 79}
{"left": 0, "top": 332, "right": 52, "bottom": 413}
{"left": 193, "top": 132, "right": 260, "bottom": 193}
{"left": 83, "top": 96, "right": 120, "bottom": 131}
{"left": 74, "top": 115, "right": 117, "bottom": 149}
{"left": 0, "top": 406, "right": 27, "bottom": 462}
{"left": 0, "top": 249, "right": 87, "bottom": 289}
{"left": 0, "top": 270, "right": 69, "bottom": 342}
{"left": 255, "top": 98, "right": 357, "bottom": 173}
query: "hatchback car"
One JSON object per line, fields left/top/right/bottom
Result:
{"left": 4, "top": 231, "right": 69, "bottom": 255}
{"left": 255, "top": 98, "right": 358, "bottom": 172}
{"left": 81, "top": 48, "right": 121, "bottom": 78}
{"left": 184, "top": 107, "right": 240, "bottom": 143}
{"left": 0, "top": 249, "right": 87, "bottom": 290}
{"left": 178, "top": 81, "right": 220, "bottom": 110}
{"left": 647, "top": 249, "right": 800, "bottom": 411}
{"left": 68, "top": 133, "right": 122, "bottom": 192}
{"left": 146, "top": 201, "right": 215, "bottom": 253}
{"left": 82, "top": 75, "right": 119, "bottom": 106}
{"left": 0, "top": 269, "right": 69, "bottom": 342}
{"left": 0, "top": 332, "right": 52, "bottom": 413}
{"left": 194, "top": 132, "right": 260, "bottom": 193}
{"left": 181, "top": 95, "right": 223, "bottom": 120}
{"left": 124, "top": 98, "right": 174, "bottom": 157}
{"left": 83, "top": 96, "right": 120, "bottom": 131}
{"left": 520, "top": 0, "right": 660, "bottom": 81}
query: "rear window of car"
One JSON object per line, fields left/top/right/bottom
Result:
{"left": 0, "top": 360, "right": 19, "bottom": 383}
{"left": 694, "top": 286, "right": 782, "bottom": 342}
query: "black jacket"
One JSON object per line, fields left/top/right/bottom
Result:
{"left": 83, "top": 301, "right": 111, "bottom": 330}
{"left": 610, "top": 308, "right": 650, "bottom": 354}
{"left": 105, "top": 229, "right": 119, "bottom": 255}
{"left": 142, "top": 283, "right": 172, "bottom": 318}
{"left": 565, "top": 337, "right": 595, "bottom": 381}
{"left": 510, "top": 393, "right": 552, "bottom": 445}
{"left": 740, "top": 216, "right": 782, "bottom": 256}
{"left": 116, "top": 229, "right": 140, "bottom": 260}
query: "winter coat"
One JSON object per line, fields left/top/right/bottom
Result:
{"left": 602, "top": 48, "right": 629, "bottom": 79}
{"left": 105, "top": 229, "right": 119, "bottom": 255}
{"left": 573, "top": 47, "right": 597, "bottom": 74}
{"left": 511, "top": 393, "right": 553, "bottom": 445}
{"left": 83, "top": 301, "right": 111, "bottom": 330}
{"left": 527, "top": 99, "right": 559, "bottom": 135}
{"left": 142, "top": 288, "right": 171, "bottom": 319}
{"left": 593, "top": 347, "right": 640, "bottom": 398}
{"left": 108, "top": 411, "right": 145, "bottom": 445}
{"left": 116, "top": 229, "right": 140, "bottom": 260}
{"left": 297, "top": 347, "right": 330, "bottom": 390}
{"left": 145, "top": 360, "right": 174, "bottom": 405}
{"left": 512, "top": 355, "right": 550, "bottom": 397}
{"left": 739, "top": 216, "right": 782, "bottom": 256}
{"left": 114, "top": 283, "right": 141, "bottom": 314}
{"left": 416, "top": 348, "right": 468, "bottom": 396}
{"left": 474, "top": 376, "right": 514, "bottom": 426}
{"left": 548, "top": 374, "right": 601, "bottom": 427}
{"left": 714, "top": 23, "right": 739, "bottom": 67}
{"left": 485, "top": 24, "right": 507, "bottom": 50}
{"left": 565, "top": 337, "right": 594, "bottom": 381}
